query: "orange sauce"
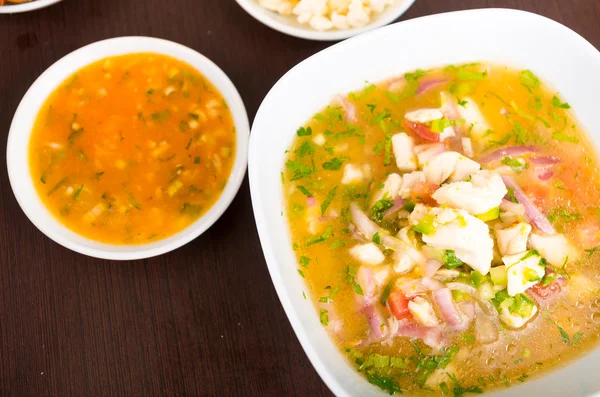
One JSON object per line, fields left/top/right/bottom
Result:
{"left": 29, "top": 53, "right": 236, "bottom": 244}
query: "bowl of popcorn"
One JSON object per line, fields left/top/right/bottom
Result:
{"left": 235, "top": 0, "right": 417, "bottom": 41}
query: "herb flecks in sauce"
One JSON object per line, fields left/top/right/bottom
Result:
{"left": 30, "top": 53, "right": 236, "bottom": 244}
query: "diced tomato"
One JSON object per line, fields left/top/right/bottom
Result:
{"left": 387, "top": 291, "right": 411, "bottom": 320}
{"left": 403, "top": 120, "right": 440, "bottom": 142}
{"left": 410, "top": 181, "right": 439, "bottom": 205}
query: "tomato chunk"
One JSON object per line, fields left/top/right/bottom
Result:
{"left": 387, "top": 291, "right": 411, "bottom": 320}
{"left": 403, "top": 120, "right": 440, "bottom": 142}
{"left": 410, "top": 181, "right": 439, "bottom": 205}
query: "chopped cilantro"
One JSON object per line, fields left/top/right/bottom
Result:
{"left": 443, "top": 250, "right": 464, "bottom": 269}
{"left": 296, "top": 126, "right": 312, "bottom": 136}
{"left": 299, "top": 256, "right": 310, "bottom": 267}
{"left": 457, "top": 98, "right": 468, "bottom": 107}
{"left": 319, "top": 309, "right": 329, "bottom": 326}
{"left": 373, "top": 141, "right": 385, "bottom": 155}
{"left": 370, "top": 197, "right": 394, "bottom": 223}
{"left": 547, "top": 207, "right": 582, "bottom": 223}
{"left": 151, "top": 109, "right": 171, "bottom": 122}
{"left": 372, "top": 232, "right": 381, "bottom": 244}
{"left": 380, "top": 280, "right": 395, "bottom": 305}
{"left": 322, "top": 157, "right": 345, "bottom": 170}
{"left": 297, "top": 269, "right": 305, "bottom": 278}
{"left": 501, "top": 156, "right": 528, "bottom": 172}
{"left": 552, "top": 131, "right": 578, "bottom": 143}
{"left": 347, "top": 265, "right": 364, "bottom": 295}
{"left": 329, "top": 239, "right": 345, "bottom": 249}
{"left": 286, "top": 160, "right": 312, "bottom": 181}
{"left": 366, "top": 373, "right": 402, "bottom": 395}
{"left": 405, "top": 69, "right": 427, "bottom": 82}
{"left": 321, "top": 187, "right": 337, "bottom": 215}
{"left": 506, "top": 187, "right": 519, "bottom": 203}
{"left": 306, "top": 226, "right": 333, "bottom": 246}
{"left": 440, "top": 382, "right": 449, "bottom": 395}
{"left": 585, "top": 246, "right": 600, "bottom": 256}
{"left": 552, "top": 95, "right": 571, "bottom": 109}
{"left": 385, "top": 91, "right": 400, "bottom": 103}
{"left": 72, "top": 185, "right": 84, "bottom": 200}
{"left": 296, "top": 186, "right": 313, "bottom": 197}
{"left": 456, "top": 70, "right": 487, "bottom": 81}
{"left": 520, "top": 70, "right": 540, "bottom": 91}
{"left": 295, "top": 141, "right": 315, "bottom": 157}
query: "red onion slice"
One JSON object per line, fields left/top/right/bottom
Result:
{"left": 422, "top": 260, "right": 443, "bottom": 278}
{"left": 530, "top": 156, "right": 561, "bottom": 165}
{"left": 384, "top": 197, "right": 405, "bottom": 219}
{"left": 307, "top": 196, "right": 316, "bottom": 207}
{"left": 534, "top": 167, "right": 554, "bottom": 181}
{"left": 461, "top": 137, "right": 474, "bottom": 158}
{"left": 501, "top": 176, "right": 556, "bottom": 235}
{"left": 421, "top": 277, "right": 445, "bottom": 291}
{"left": 478, "top": 146, "right": 537, "bottom": 164}
{"left": 363, "top": 304, "right": 386, "bottom": 339}
{"left": 396, "top": 321, "right": 443, "bottom": 348}
{"left": 356, "top": 266, "right": 377, "bottom": 305}
{"left": 350, "top": 202, "right": 381, "bottom": 240}
{"left": 417, "top": 78, "right": 448, "bottom": 95}
{"left": 433, "top": 288, "right": 463, "bottom": 326}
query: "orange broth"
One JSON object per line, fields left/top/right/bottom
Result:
{"left": 29, "top": 53, "right": 236, "bottom": 244}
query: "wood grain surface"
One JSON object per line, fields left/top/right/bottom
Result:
{"left": 0, "top": 1, "right": 599, "bottom": 396}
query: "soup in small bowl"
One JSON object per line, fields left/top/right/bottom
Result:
{"left": 7, "top": 37, "right": 249, "bottom": 260}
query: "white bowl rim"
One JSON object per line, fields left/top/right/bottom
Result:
{"left": 6, "top": 36, "right": 249, "bottom": 260}
{"left": 234, "top": 0, "right": 417, "bottom": 41}
{"left": 0, "top": 0, "right": 62, "bottom": 14}
{"left": 249, "top": 7, "right": 600, "bottom": 397}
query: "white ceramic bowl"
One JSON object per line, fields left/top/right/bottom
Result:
{"left": 0, "top": 0, "right": 62, "bottom": 14}
{"left": 249, "top": 8, "right": 600, "bottom": 397}
{"left": 235, "top": 0, "right": 416, "bottom": 41}
{"left": 7, "top": 37, "right": 249, "bottom": 260}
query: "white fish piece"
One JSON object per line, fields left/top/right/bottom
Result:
{"left": 528, "top": 232, "right": 580, "bottom": 267}
{"left": 350, "top": 243, "right": 385, "bottom": 265}
{"left": 423, "top": 151, "right": 481, "bottom": 185}
{"left": 499, "top": 301, "right": 538, "bottom": 329}
{"left": 341, "top": 164, "right": 364, "bottom": 185}
{"left": 409, "top": 297, "right": 440, "bottom": 327}
{"left": 399, "top": 171, "right": 425, "bottom": 199}
{"left": 495, "top": 223, "right": 532, "bottom": 256}
{"left": 431, "top": 170, "right": 507, "bottom": 216}
{"left": 405, "top": 108, "right": 444, "bottom": 124}
{"left": 421, "top": 208, "right": 494, "bottom": 274}
{"left": 371, "top": 173, "right": 402, "bottom": 203}
{"left": 456, "top": 97, "right": 491, "bottom": 137}
{"left": 391, "top": 133, "right": 417, "bottom": 172}
{"left": 503, "top": 251, "right": 545, "bottom": 296}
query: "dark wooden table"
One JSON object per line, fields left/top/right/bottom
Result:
{"left": 0, "top": 0, "right": 599, "bottom": 396}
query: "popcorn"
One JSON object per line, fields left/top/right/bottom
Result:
{"left": 257, "top": 0, "right": 397, "bottom": 31}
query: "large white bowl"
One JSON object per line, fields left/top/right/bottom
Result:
{"left": 249, "top": 8, "right": 600, "bottom": 397}
{"left": 7, "top": 37, "right": 249, "bottom": 260}
{"left": 235, "top": 0, "right": 416, "bottom": 41}
{"left": 0, "top": 0, "right": 62, "bottom": 14}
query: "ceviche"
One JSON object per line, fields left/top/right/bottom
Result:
{"left": 282, "top": 63, "right": 600, "bottom": 395}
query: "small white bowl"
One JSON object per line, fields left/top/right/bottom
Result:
{"left": 249, "top": 8, "right": 600, "bottom": 397}
{"left": 0, "top": 0, "right": 62, "bottom": 14}
{"left": 7, "top": 37, "right": 249, "bottom": 260}
{"left": 235, "top": 0, "right": 417, "bottom": 41}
